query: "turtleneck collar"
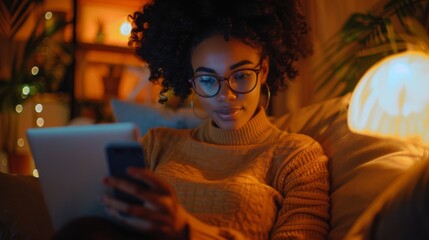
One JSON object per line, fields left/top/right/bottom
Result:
{"left": 192, "top": 108, "right": 275, "bottom": 145}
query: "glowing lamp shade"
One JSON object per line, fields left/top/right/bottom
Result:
{"left": 348, "top": 50, "right": 429, "bottom": 145}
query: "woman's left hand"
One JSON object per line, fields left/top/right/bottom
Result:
{"left": 101, "top": 167, "right": 189, "bottom": 239}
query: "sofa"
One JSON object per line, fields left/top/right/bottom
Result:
{"left": 1, "top": 93, "right": 428, "bottom": 240}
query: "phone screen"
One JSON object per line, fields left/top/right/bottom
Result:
{"left": 105, "top": 141, "right": 146, "bottom": 204}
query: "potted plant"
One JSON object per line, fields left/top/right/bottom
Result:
{"left": 0, "top": 0, "right": 72, "bottom": 173}
{"left": 313, "top": 0, "right": 429, "bottom": 101}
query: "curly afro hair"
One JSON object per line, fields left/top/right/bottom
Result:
{"left": 129, "top": 0, "right": 311, "bottom": 104}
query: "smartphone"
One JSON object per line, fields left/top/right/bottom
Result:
{"left": 105, "top": 141, "right": 146, "bottom": 204}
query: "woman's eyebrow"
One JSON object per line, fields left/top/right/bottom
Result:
{"left": 194, "top": 60, "right": 254, "bottom": 73}
{"left": 195, "top": 67, "right": 216, "bottom": 73}
{"left": 229, "top": 60, "right": 253, "bottom": 70}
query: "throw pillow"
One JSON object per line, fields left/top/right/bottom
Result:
{"left": 110, "top": 99, "right": 202, "bottom": 136}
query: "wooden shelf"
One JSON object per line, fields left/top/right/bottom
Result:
{"left": 75, "top": 42, "right": 144, "bottom": 67}
{"left": 77, "top": 42, "right": 134, "bottom": 54}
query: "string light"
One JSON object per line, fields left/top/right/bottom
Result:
{"left": 31, "top": 66, "right": 39, "bottom": 75}
{"left": 15, "top": 104, "right": 23, "bottom": 113}
{"left": 33, "top": 169, "right": 39, "bottom": 178}
{"left": 22, "top": 85, "right": 30, "bottom": 95}
{"left": 17, "top": 138, "right": 25, "bottom": 147}
{"left": 45, "top": 11, "right": 53, "bottom": 20}
{"left": 36, "top": 118, "right": 45, "bottom": 127}
{"left": 35, "top": 103, "right": 43, "bottom": 113}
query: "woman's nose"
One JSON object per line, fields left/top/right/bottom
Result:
{"left": 216, "top": 81, "right": 237, "bottom": 102}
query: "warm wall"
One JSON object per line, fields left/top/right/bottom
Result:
{"left": 271, "top": 0, "right": 375, "bottom": 116}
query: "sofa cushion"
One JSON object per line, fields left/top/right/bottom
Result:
{"left": 345, "top": 156, "right": 429, "bottom": 240}
{"left": 0, "top": 172, "right": 53, "bottom": 240}
{"left": 271, "top": 94, "right": 429, "bottom": 240}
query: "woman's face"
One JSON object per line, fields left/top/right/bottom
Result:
{"left": 191, "top": 35, "right": 268, "bottom": 130}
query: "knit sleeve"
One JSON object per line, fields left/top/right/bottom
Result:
{"left": 271, "top": 141, "right": 330, "bottom": 240}
{"left": 186, "top": 214, "right": 246, "bottom": 240}
{"left": 140, "top": 131, "right": 150, "bottom": 164}
{"left": 140, "top": 129, "right": 157, "bottom": 170}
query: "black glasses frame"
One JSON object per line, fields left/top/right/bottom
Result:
{"left": 189, "top": 63, "right": 262, "bottom": 98}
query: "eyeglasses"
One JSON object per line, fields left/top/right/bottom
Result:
{"left": 189, "top": 63, "right": 261, "bottom": 98}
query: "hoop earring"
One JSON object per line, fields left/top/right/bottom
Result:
{"left": 263, "top": 82, "right": 271, "bottom": 111}
{"left": 158, "top": 89, "right": 168, "bottom": 104}
{"left": 190, "top": 92, "right": 208, "bottom": 119}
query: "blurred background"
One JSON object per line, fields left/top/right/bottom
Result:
{"left": 1, "top": 0, "right": 427, "bottom": 174}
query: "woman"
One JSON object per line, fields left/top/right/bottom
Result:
{"left": 101, "top": 0, "right": 330, "bottom": 239}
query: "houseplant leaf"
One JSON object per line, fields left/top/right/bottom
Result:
{"left": 313, "top": 0, "right": 429, "bottom": 101}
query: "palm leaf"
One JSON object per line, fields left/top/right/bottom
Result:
{"left": 0, "top": 0, "right": 41, "bottom": 40}
{"left": 402, "top": 17, "right": 429, "bottom": 48}
{"left": 314, "top": 13, "right": 391, "bottom": 90}
{"left": 313, "top": 0, "right": 429, "bottom": 101}
{"left": 23, "top": 19, "right": 70, "bottom": 64}
{"left": 0, "top": 12, "right": 71, "bottom": 112}
{"left": 9, "top": 0, "right": 33, "bottom": 39}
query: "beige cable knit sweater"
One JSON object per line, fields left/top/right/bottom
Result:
{"left": 141, "top": 109, "right": 330, "bottom": 239}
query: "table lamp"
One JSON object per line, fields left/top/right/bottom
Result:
{"left": 348, "top": 50, "right": 429, "bottom": 145}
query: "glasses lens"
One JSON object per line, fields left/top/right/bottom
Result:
{"left": 229, "top": 69, "right": 258, "bottom": 93}
{"left": 194, "top": 75, "right": 219, "bottom": 97}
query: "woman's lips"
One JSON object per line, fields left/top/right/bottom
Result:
{"left": 215, "top": 108, "right": 242, "bottom": 121}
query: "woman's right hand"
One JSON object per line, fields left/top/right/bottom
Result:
{"left": 101, "top": 167, "right": 189, "bottom": 240}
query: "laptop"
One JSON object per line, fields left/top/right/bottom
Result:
{"left": 27, "top": 122, "right": 140, "bottom": 231}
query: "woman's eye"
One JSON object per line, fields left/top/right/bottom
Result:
{"left": 233, "top": 71, "right": 251, "bottom": 80}
{"left": 197, "top": 76, "right": 216, "bottom": 85}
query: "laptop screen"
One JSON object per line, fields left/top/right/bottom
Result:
{"left": 27, "top": 122, "right": 140, "bottom": 231}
